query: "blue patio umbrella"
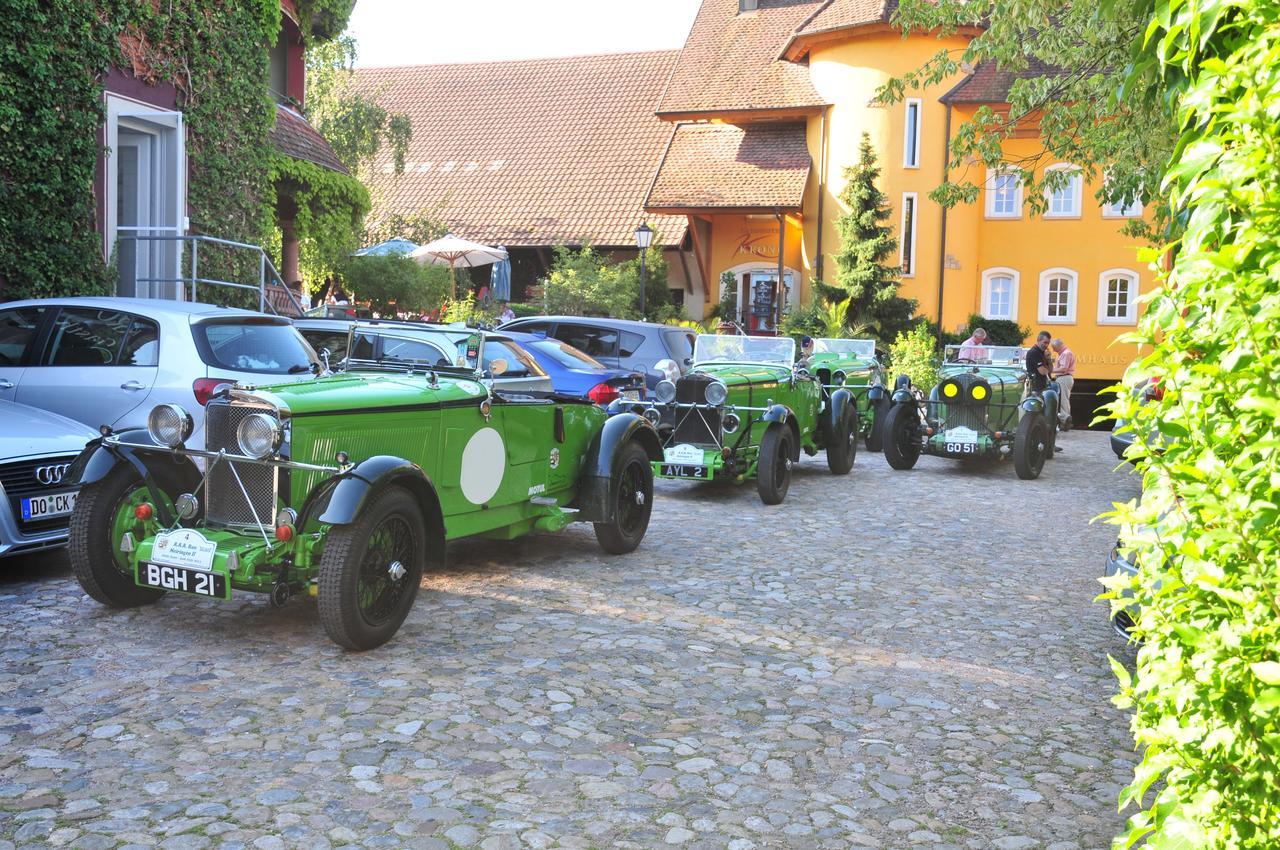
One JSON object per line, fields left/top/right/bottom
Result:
{"left": 490, "top": 246, "right": 511, "bottom": 302}
{"left": 352, "top": 237, "right": 419, "bottom": 257}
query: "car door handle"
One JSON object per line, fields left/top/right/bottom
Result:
{"left": 0, "top": 379, "right": 12, "bottom": 390}
{"left": 121, "top": 380, "right": 146, "bottom": 391}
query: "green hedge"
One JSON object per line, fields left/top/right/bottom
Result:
{"left": 1103, "top": 0, "right": 1280, "bottom": 845}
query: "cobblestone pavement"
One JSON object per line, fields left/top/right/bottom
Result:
{"left": 1, "top": 431, "right": 1140, "bottom": 850}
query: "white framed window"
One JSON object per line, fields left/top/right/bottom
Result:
{"left": 985, "top": 168, "right": 1022, "bottom": 218}
{"left": 1038, "top": 268, "right": 1078, "bottom": 323}
{"left": 1044, "top": 164, "right": 1083, "bottom": 218}
{"left": 903, "top": 98, "right": 921, "bottom": 169}
{"left": 981, "top": 267, "right": 1020, "bottom": 320}
{"left": 899, "top": 193, "right": 918, "bottom": 278}
{"left": 1098, "top": 269, "right": 1139, "bottom": 324}
{"left": 1103, "top": 195, "right": 1144, "bottom": 218}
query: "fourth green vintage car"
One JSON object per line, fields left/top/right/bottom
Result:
{"left": 65, "top": 332, "right": 661, "bottom": 650}
{"left": 880, "top": 344, "right": 1059, "bottom": 479}
{"left": 800, "top": 337, "right": 889, "bottom": 451}
{"left": 622, "top": 334, "right": 858, "bottom": 504}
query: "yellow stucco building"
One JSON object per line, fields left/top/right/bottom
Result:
{"left": 646, "top": 0, "right": 1149, "bottom": 387}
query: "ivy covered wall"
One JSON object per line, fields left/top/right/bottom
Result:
{"left": 0, "top": 0, "right": 360, "bottom": 301}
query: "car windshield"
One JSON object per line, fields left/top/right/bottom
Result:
{"left": 812, "top": 338, "right": 876, "bottom": 358}
{"left": 944, "top": 344, "right": 1026, "bottom": 366}
{"left": 694, "top": 334, "right": 796, "bottom": 366}
{"left": 527, "top": 339, "right": 605, "bottom": 370}
{"left": 194, "top": 321, "right": 316, "bottom": 374}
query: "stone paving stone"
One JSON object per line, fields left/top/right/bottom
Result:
{"left": 0, "top": 431, "right": 1139, "bottom": 848}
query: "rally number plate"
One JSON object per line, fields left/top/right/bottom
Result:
{"left": 137, "top": 562, "right": 229, "bottom": 598}
{"left": 660, "top": 463, "right": 708, "bottom": 479}
{"left": 20, "top": 491, "right": 77, "bottom": 522}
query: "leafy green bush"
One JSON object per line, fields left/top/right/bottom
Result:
{"left": 342, "top": 255, "right": 448, "bottom": 316}
{"left": 533, "top": 244, "right": 676, "bottom": 321}
{"left": 886, "top": 322, "right": 939, "bottom": 391}
{"left": 1100, "top": 0, "right": 1280, "bottom": 846}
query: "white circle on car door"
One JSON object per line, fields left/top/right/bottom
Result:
{"left": 460, "top": 427, "right": 506, "bottom": 504}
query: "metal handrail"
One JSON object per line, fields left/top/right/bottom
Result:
{"left": 116, "top": 234, "right": 306, "bottom": 318}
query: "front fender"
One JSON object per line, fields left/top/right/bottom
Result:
{"left": 761, "top": 404, "right": 790, "bottom": 424}
{"left": 67, "top": 430, "right": 201, "bottom": 525}
{"left": 316, "top": 456, "right": 446, "bottom": 566}
{"left": 826, "top": 388, "right": 853, "bottom": 432}
{"left": 891, "top": 388, "right": 915, "bottom": 405}
{"left": 574, "top": 413, "right": 661, "bottom": 524}
{"left": 867, "top": 384, "right": 887, "bottom": 403}
{"left": 1020, "top": 396, "right": 1045, "bottom": 414}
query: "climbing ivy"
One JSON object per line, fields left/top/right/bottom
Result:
{"left": 0, "top": 0, "right": 361, "bottom": 301}
{"left": 268, "top": 152, "right": 369, "bottom": 283}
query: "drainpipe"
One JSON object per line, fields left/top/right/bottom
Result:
{"left": 815, "top": 106, "right": 830, "bottom": 283}
{"left": 777, "top": 209, "right": 786, "bottom": 330}
{"left": 935, "top": 102, "right": 953, "bottom": 332}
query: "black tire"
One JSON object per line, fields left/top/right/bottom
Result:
{"left": 865, "top": 395, "right": 890, "bottom": 452}
{"left": 318, "top": 487, "right": 426, "bottom": 651}
{"left": 68, "top": 464, "right": 166, "bottom": 608}
{"left": 756, "top": 422, "right": 793, "bottom": 505}
{"left": 882, "top": 402, "right": 922, "bottom": 470}
{"left": 593, "top": 442, "right": 654, "bottom": 555}
{"left": 1014, "top": 413, "right": 1050, "bottom": 480}
{"left": 825, "top": 405, "right": 857, "bottom": 475}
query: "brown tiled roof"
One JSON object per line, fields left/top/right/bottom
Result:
{"left": 269, "top": 105, "right": 348, "bottom": 174}
{"left": 646, "top": 122, "right": 811, "bottom": 210}
{"left": 656, "top": 0, "right": 826, "bottom": 117}
{"left": 795, "top": 0, "right": 892, "bottom": 35}
{"left": 940, "top": 58, "right": 1059, "bottom": 104}
{"left": 353, "top": 51, "right": 687, "bottom": 248}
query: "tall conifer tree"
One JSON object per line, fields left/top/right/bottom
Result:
{"left": 831, "top": 133, "right": 917, "bottom": 340}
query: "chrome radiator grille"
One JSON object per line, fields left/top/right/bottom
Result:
{"left": 672, "top": 375, "right": 722, "bottom": 446}
{"left": 940, "top": 402, "right": 988, "bottom": 432}
{"left": 204, "top": 400, "right": 278, "bottom": 528}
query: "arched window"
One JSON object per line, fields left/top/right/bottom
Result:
{"left": 1044, "top": 164, "right": 1083, "bottom": 218}
{"left": 1038, "top": 268, "right": 1078, "bottom": 323}
{"left": 981, "top": 268, "right": 1020, "bottom": 320}
{"left": 1098, "top": 269, "right": 1139, "bottom": 324}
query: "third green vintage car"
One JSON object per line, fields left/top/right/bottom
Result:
{"left": 65, "top": 331, "right": 661, "bottom": 650}
{"left": 880, "top": 344, "right": 1059, "bottom": 479}
{"left": 624, "top": 334, "right": 857, "bottom": 504}
{"left": 801, "top": 337, "right": 889, "bottom": 451}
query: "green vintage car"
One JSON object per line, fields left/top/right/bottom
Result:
{"left": 802, "top": 338, "right": 889, "bottom": 451}
{"left": 65, "top": 333, "right": 661, "bottom": 650}
{"left": 630, "top": 334, "right": 857, "bottom": 504}
{"left": 880, "top": 344, "right": 1059, "bottom": 479}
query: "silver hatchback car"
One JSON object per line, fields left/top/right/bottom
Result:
{"left": 0, "top": 298, "right": 320, "bottom": 449}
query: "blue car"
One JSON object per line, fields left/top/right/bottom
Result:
{"left": 504, "top": 331, "right": 644, "bottom": 405}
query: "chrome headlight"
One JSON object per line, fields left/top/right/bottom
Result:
{"left": 236, "top": 412, "right": 283, "bottom": 459}
{"left": 722, "top": 412, "right": 741, "bottom": 434}
{"left": 832, "top": 370, "right": 847, "bottom": 385}
{"left": 655, "top": 379, "right": 677, "bottom": 404}
{"left": 705, "top": 380, "right": 728, "bottom": 407}
{"left": 643, "top": 407, "right": 661, "bottom": 425}
{"left": 147, "top": 404, "right": 193, "bottom": 448}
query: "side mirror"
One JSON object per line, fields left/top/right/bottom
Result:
{"left": 489, "top": 358, "right": 509, "bottom": 377}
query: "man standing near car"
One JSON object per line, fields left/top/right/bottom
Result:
{"left": 1051, "top": 338, "right": 1076, "bottom": 430}
{"left": 1025, "top": 331, "right": 1052, "bottom": 393}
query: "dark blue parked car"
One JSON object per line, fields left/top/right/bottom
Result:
{"left": 504, "top": 331, "right": 644, "bottom": 405}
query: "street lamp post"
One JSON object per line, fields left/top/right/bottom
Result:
{"left": 634, "top": 222, "right": 654, "bottom": 318}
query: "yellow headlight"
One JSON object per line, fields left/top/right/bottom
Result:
{"left": 943, "top": 382, "right": 959, "bottom": 398}
{"left": 972, "top": 384, "right": 988, "bottom": 401}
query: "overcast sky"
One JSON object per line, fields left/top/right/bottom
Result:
{"left": 347, "top": 0, "right": 703, "bottom": 67}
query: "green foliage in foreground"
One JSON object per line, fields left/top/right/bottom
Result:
{"left": 341, "top": 255, "right": 449, "bottom": 316}
{"left": 886, "top": 323, "right": 940, "bottom": 392}
{"left": 1100, "top": 0, "right": 1280, "bottom": 846}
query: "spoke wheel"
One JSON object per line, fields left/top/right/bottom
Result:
{"left": 826, "top": 406, "right": 857, "bottom": 475}
{"left": 69, "top": 464, "right": 167, "bottom": 608}
{"left": 319, "top": 487, "right": 426, "bottom": 651}
{"left": 882, "top": 402, "right": 921, "bottom": 470}
{"left": 756, "top": 422, "right": 793, "bottom": 505}
{"left": 594, "top": 442, "right": 654, "bottom": 554}
{"left": 1014, "top": 413, "right": 1049, "bottom": 480}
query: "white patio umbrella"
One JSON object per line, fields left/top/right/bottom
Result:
{"left": 409, "top": 234, "right": 509, "bottom": 299}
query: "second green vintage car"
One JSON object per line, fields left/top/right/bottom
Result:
{"left": 801, "top": 337, "right": 889, "bottom": 451}
{"left": 65, "top": 333, "right": 661, "bottom": 650}
{"left": 620, "top": 335, "right": 857, "bottom": 504}
{"left": 880, "top": 344, "right": 1059, "bottom": 479}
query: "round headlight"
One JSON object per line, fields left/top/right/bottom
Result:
{"left": 236, "top": 412, "right": 282, "bottom": 459}
{"left": 722, "top": 412, "right": 741, "bottom": 434}
{"left": 655, "top": 379, "right": 677, "bottom": 404}
{"left": 147, "top": 404, "right": 193, "bottom": 448}
{"left": 943, "top": 382, "right": 959, "bottom": 398}
{"left": 971, "top": 384, "right": 989, "bottom": 401}
{"left": 832, "top": 370, "right": 847, "bottom": 385}
{"left": 643, "top": 407, "right": 661, "bottom": 425}
{"left": 705, "top": 380, "right": 728, "bottom": 407}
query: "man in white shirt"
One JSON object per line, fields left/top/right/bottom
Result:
{"left": 1051, "top": 338, "right": 1076, "bottom": 429}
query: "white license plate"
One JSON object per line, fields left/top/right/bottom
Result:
{"left": 944, "top": 442, "right": 979, "bottom": 454}
{"left": 20, "top": 491, "right": 77, "bottom": 522}
{"left": 138, "top": 562, "right": 228, "bottom": 598}
{"left": 622, "top": 390, "right": 641, "bottom": 401}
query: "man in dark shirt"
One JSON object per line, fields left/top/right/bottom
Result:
{"left": 1025, "top": 331, "right": 1052, "bottom": 392}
